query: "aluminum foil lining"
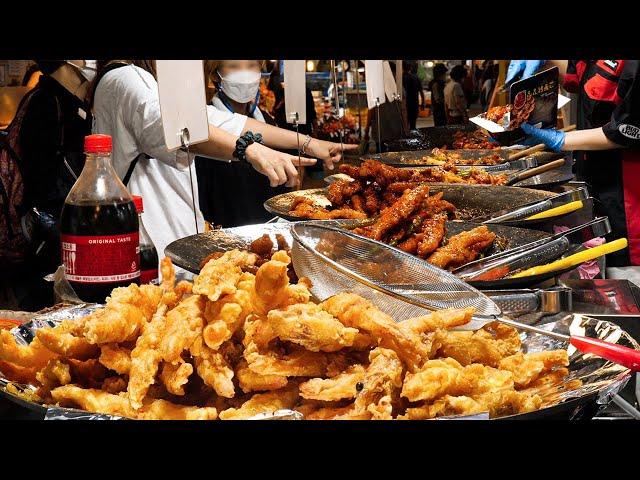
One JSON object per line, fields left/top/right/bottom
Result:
{"left": 0, "top": 301, "right": 636, "bottom": 420}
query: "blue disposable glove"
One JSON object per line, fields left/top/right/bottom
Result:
{"left": 505, "top": 60, "right": 546, "bottom": 84}
{"left": 520, "top": 123, "right": 565, "bottom": 152}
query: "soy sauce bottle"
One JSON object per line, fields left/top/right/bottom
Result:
{"left": 60, "top": 134, "right": 140, "bottom": 303}
{"left": 132, "top": 195, "right": 159, "bottom": 284}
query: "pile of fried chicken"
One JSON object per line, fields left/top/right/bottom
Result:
{"left": 289, "top": 159, "right": 505, "bottom": 222}
{"left": 0, "top": 250, "right": 576, "bottom": 420}
{"left": 451, "top": 130, "right": 500, "bottom": 149}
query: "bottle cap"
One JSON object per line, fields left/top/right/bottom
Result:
{"left": 84, "top": 134, "right": 112, "bottom": 154}
{"left": 132, "top": 195, "right": 143, "bottom": 213}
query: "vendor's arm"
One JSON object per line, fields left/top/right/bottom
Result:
{"left": 561, "top": 128, "right": 623, "bottom": 151}
{"left": 241, "top": 117, "right": 358, "bottom": 170}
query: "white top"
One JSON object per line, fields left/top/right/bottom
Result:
{"left": 210, "top": 93, "right": 266, "bottom": 123}
{"left": 93, "top": 64, "right": 247, "bottom": 265}
{"left": 444, "top": 80, "right": 466, "bottom": 117}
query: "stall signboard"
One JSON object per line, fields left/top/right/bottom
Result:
{"left": 284, "top": 60, "right": 307, "bottom": 125}
{"left": 156, "top": 60, "right": 209, "bottom": 151}
{"left": 365, "top": 60, "right": 385, "bottom": 109}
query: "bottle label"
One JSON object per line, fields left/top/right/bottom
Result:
{"left": 140, "top": 269, "right": 159, "bottom": 284}
{"left": 61, "top": 233, "right": 140, "bottom": 283}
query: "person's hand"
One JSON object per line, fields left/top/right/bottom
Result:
{"left": 307, "top": 139, "right": 359, "bottom": 171}
{"left": 245, "top": 142, "right": 316, "bottom": 188}
{"left": 505, "top": 60, "right": 545, "bottom": 84}
{"left": 520, "top": 123, "right": 566, "bottom": 152}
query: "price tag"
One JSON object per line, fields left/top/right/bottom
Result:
{"left": 156, "top": 60, "right": 209, "bottom": 151}
{"left": 284, "top": 60, "right": 307, "bottom": 124}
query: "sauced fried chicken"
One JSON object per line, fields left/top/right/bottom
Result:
{"left": 427, "top": 226, "right": 496, "bottom": 270}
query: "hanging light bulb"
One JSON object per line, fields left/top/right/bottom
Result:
{"left": 306, "top": 60, "right": 315, "bottom": 72}
{"left": 427, "top": 61, "right": 434, "bottom": 68}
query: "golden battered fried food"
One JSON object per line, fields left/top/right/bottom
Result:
{"left": 368, "top": 185, "right": 430, "bottom": 241}
{"left": 266, "top": 303, "right": 359, "bottom": 353}
{"left": 51, "top": 385, "right": 136, "bottom": 418}
{"left": 300, "top": 364, "right": 366, "bottom": 401}
{"left": 36, "top": 358, "right": 72, "bottom": 396}
{"left": 99, "top": 344, "right": 131, "bottom": 375}
{"left": 194, "top": 249, "right": 258, "bottom": 302}
{"left": 190, "top": 336, "right": 235, "bottom": 398}
{"left": 219, "top": 384, "right": 299, "bottom": 420}
{"left": 159, "top": 360, "right": 193, "bottom": 396}
{"left": 128, "top": 304, "right": 168, "bottom": 410}
{"left": 401, "top": 358, "right": 463, "bottom": 402}
{"left": 159, "top": 295, "right": 206, "bottom": 363}
{"left": 321, "top": 293, "right": 429, "bottom": 372}
{"left": 400, "top": 308, "right": 474, "bottom": 335}
{"left": 435, "top": 322, "right": 521, "bottom": 367}
{"left": 102, "top": 376, "right": 128, "bottom": 394}
{"left": 0, "top": 360, "right": 39, "bottom": 385}
{"left": 353, "top": 348, "right": 404, "bottom": 418}
{"left": 0, "top": 330, "right": 58, "bottom": 369}
{"left": 35, "top": 327, "right": 99, "bottom": 361}
{"left": 202, "top": 272, "right": 255, "bottom": 350}
{"left": 499, "top": 350, "right": 568, "bottom": 388}
{"left": 138, "top": 398, "right": 218, "bottom": 420}
{"left": 236, "top": 359, "right": 288, "bottom": 393}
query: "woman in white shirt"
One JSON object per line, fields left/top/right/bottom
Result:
{"left": 196, "top": 59, "right": 285, "bottom": 226}
{"left": 92, "top": 60, "right": 351, "bottom": 262}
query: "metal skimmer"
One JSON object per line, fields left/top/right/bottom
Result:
{"left": 290, "top": 222, "right": 640, "bottom": 371}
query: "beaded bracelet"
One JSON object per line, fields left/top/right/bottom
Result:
{"left": 233, "top": 131, "right": 264, "bottom": 163}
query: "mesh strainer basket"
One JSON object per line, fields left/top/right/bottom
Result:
{"left": 291, "top": 222, "right": 500, "bottom": 327}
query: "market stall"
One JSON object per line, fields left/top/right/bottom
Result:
{"left": 1, "top": 59, "right": 639, "bottom": 421}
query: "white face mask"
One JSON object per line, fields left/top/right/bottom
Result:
{"left": 66, "top": 60, "right": 97, "bottom": 82}
{"left": 219, "top": 69, "right": 261, "bottom": 103}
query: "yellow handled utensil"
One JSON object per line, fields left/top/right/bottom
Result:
{"left": 511, "top": 238, "right": 628, "bottom": 278}
{"left": 525, "top": 200, "right": 583, "bottom": 221}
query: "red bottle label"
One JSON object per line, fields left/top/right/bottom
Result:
{"left": 61, "top": 233, "right": 140, "bottom": 283}
{"left": 140, "top": 269, "right": 159, "bottom": 284}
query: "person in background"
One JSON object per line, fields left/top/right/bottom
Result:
{"left": 428, "top": 63, "right": 448, "bottom": 126}
{"left": 506, "top": 59, "right": 640, "bottom": 282}
{"left": 480, "top": 62, "right": 497, "bottom": 112}
{"left": 402, "top": 61, "right": 425, "bottom": 131}
{"left": 92, "top": 60, "right": 354, "bottom": 262}
{"left": 1, "top": 60, "right": 94, "bottom": 310}
{"left": 444, "top": 65, "right": 469, "bottom": 125}
{"left": 196, "top": 60, "right": 283, "bottom": 227}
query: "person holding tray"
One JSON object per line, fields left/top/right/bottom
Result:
{"left": 507, "top": 60, "right": 640, "bottom": 280}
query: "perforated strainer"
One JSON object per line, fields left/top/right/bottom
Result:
{"left": 290, "top": 222, "right": 640, "bottom": 371}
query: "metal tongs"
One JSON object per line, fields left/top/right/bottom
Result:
{"left": 454, "top": 217, "right": 611, "bottom": 281}
{"left": 473, "top": 187, "right": 589, "bottom": 224}
{"left": 484, "top": 287, "right": 572, "bottom": 315}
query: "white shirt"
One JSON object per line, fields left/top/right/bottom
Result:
{"left": 210, "top": 93, "right": 266, "bottom": 123}
{"left": 93, "top": 65, "right": 247, "bottom": 264}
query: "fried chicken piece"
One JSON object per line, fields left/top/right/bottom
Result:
{"left": 400, "top": 307, "right": 474, "bottom": 335}
{"left": 250, "top": 234, "right": 274, "bottom": 256}
{"left": 435, "top": 322, "right": 521, "bottom": 367}
{"left": 159, "top": 295, "right": 206, "bottom": 363}
{"left": 99, "top": 344, "right": 131, "bottom": 375}
{"left": 400, "top": 395, "right": 483, "bottom": 420}
{"left": 327, "top": 179, "right": 362, "bottom": 206}
{"left": 299, "top": 364, "right": 366, "bottom": 401}
{"left": 499, "top": 350, "right": 569, "bottom": 388}
{"left": 67, "top": 358, "right": 109, "bottom": 389}
{"left": 401, "top": 358, "right": 464, "bottom": 402}
{"left": 190, "top": 336, "right": 235, "bottom": 398}
{"left": 423, "top": 191, "right": 457, "bottom": 217}
{"left": 321, "top": 293, "right": 430, "bottom": 372}
{"left": 305, "top": 404, "right": 372, "bottom": 420}
{"left": 289, "top": 198, "right": 368, "bottom": 220}
{"left": 35, "top": 327, "right": 99, "bottom": 361}
{"left": 160, "top": 256, "right": 176, "bottom": 292}
{"left": 350, "top": 194, "right": 366, "bottom": 213}
{"left": 82, "top": 284, "right": 163, "bottom": 345}
{"left": 352, "top": 348, "right": 404, "bottom": 419}
{"left": 51, "top": 385, "right": 136, "bottom": 418}
{"left": 137, "top": 398, "right": 218, "bottom": 420}
{"left": 367, "top": 185, "right": 430, "bottom": 241}
{"left": 236, "top": 358, "right": 288, "bottom": 393}
{"left": 244, "top": 337, "right": 328, "bottom": 378}
{"left": 218, "top": 384, "right": 299, "bottom": 420}
{"left": 451, "top": 363, "right": 514, "bottom": 397}
{"left": 476, "top": 390, "right": 543, "bottom": 418}
{"left": 194, "top": 249, "right": 258, "bottom": 302}
{"left": 128, "top": 304, "right": 168, "bottom": 409}
{"left": 416, "top": 215, "right": 447, "bottom": 258}
{"left": 36, "top": 358, "right": 72, "bottom": 395}
{"left": 203, "top": 272, "right": 255, "bottom": 350}
{"left": 265, "top": 303, "right": 359, "bottom": 353}
{"left": 0, "top": 360, "right": 39, "bottom": 385}
{"left": 0, "top": 330, "right": 58, "bottom": 369}
{"left": 159, "top": 360, "right": 193, "bottom": 396}
{"left": 427, "top": 225, "right": 496, "bottom": 270}
{"left": 102, "top": 376, "right": 128, "bottom": 394}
